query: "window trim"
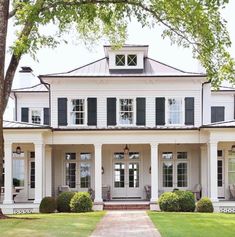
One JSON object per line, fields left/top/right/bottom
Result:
{"left": 29, "top": 108, "right": 43, "bottom": 125}
{"left": 117, "top": 97, "right": 136, "bottom": 126}
{"left": 68, "top": 98, "right": 87, "bottom": 127}
{"left": 165, "top": 97, "right": 185, "bottom": 126}
{"left": 161, "top": 150, "right": 190, "bottom": 189}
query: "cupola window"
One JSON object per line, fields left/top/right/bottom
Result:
{"left": 115, "top": 54, "right": 125, "bottom": 66}
{"left": 127, "top": 54, "right": 137, "bottom": 66}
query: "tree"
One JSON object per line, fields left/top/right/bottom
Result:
{"left": 0, "top": 0, "right": 234, "bottom": 215}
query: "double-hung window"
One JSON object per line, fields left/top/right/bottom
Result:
{"left": 71, "top": 99, "right": 85, "bottom": 125}
{"left": 30, "top": 109, "right": 42, "bottom": 124}
{"left": 119, "top": 99, "right": 134, "bottom": 125}
{"left": 167, "top": 98, "right": 183, "bottom": 125}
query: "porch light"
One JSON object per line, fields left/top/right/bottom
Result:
{"left": 16, "top": 146, "right": 21, "bottom": 154}
{"left": 231, "top": 145, "right": 235, "bottom": 152}
{"left": 102, "top": 166, "right": 104, "bottom": 174}
{"left": 124, "top": 144, "right": 129, "bottom": 154}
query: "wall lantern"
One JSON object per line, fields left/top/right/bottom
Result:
{"left": 149, "top": 166, "right": 151, "bottom": 174}
{"left": 231, "top": 145, "right": 235, "bottom": 152}
{"left": 102, "top": 166, "right": 104, "bottom": 175}
{"left": 16, "top": 146, "right": 21, "bottom": 154}
{"left": 124, "top": 144, "right": 129, "bottom": 154}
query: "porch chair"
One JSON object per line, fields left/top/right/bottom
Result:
{"left": 191, "top": 184, "right": 202, "bottom": 201}
{"left": 102, "top": 185, "right": 111, "bottom": 201}
{"left": 229, "top": 184, "right": 235, "bottom": 199}
{"left": 144, "top": 185, "right": 151, "bottom": 201}
{"left": 58, "top": 185, "right": 71, "bottom": 194}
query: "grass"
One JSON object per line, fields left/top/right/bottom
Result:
{"left": 148, "top": 211, "right": 235, "bottom": 237}
{"left": 0, "top": 212, "right": 105, "bottom": 237}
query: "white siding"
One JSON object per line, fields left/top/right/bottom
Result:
{"left": 211, "top": 92, "right": 235, "bottom": 122}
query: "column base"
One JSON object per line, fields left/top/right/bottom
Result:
{"left": 150, "top": 201, "right": 160, "bottom": 211}
{"left": 34, "top": 199, "right": 42, "bottom": 204}
{"left": 93, "top": 201, "right": 103, "bottom": 211}
{"left": 3, "top": 200, "right": 14, "bottom": 205}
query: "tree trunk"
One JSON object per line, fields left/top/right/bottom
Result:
{"left": 0, "top": 0, "right": 9, "bottom": 217}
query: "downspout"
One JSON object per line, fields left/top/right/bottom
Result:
{"left": 13, "top": 92, "right": 17, "bottom": 121}
{"left": 201, "top": 80, "right": 211, "bottom": 126}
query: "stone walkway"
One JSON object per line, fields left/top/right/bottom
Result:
{"left": 90, "top": 210, "right": 161, "bottom": 237}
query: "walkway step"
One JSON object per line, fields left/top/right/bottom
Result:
{"left": 104, "top": 204, "right": 150, "bottom": 210}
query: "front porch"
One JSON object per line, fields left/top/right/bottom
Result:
{"left": 2, "top": 127, "right": 235, "bottom": 213}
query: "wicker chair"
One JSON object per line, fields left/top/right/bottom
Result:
{"left": 102, "top": 185, "right": 111, "bottom": 201}
{"left": 58, "top": 185, "right": 71, "bottom": 194}
{"left": 191, "top": 184, "right": 202, "bottom": 200}
{"left": 229, "top": 184, "right": 235, "bottom": 199}
{"left": 144, "top": 185, "right": 151, "bottom": 201}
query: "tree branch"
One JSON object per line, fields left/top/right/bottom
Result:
{"left": 8, "top": 8, "right": 17, "bottom": 19}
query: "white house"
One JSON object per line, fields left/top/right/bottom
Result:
{"left": 1, "top": 45, "right": 235, "bottom": 214}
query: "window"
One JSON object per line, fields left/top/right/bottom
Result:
{"left": 162, "top": 151, "right": 188, "bottom": 188}
{"left": 30, "top": 109, "right": 42, "bottom": 124}
{"left": 13, "top": 152, "right": 25, "bottom": 187}
{"left": 80, "top": 153, "right": 91, "bottom": 188}
{"left": 127, "top": 55, "right": 137, "bottom": 66}
{"left": 71, "top": 99, "right": 85, "bottom": 125}
{"left": 119, "top": 99, "right": 134, "bottom": 125}
{"left": 129, "top": 163, "right": 139, "bottom": 187}
{"left": 115, "top": 54, "right": 125, "bottom": 66}
{"left": 167, "top": 98, "right": 183, "bottom": 124}
{"left": 114, "top": 163, "right": 125, "bottom": 187}
{"left": 228, "top": 157, "right": 235, "bottom": 184}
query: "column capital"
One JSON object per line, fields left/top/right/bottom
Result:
{"left": 208, "top": 140, "right": 218, "bottom": 146}
{"left": 94, "top": 143, "right": 102, "bottom": 149}
{"left": 150, "top": 143, "right": 159, "bottom": 149}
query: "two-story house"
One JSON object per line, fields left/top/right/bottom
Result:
{"left": 2, "top": 45, "right": 235, "bottom": 214}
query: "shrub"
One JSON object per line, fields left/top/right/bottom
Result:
{"left": 39, "top": 196, "right": 57, "bottom": 213}
{"left": 159, "top": 192, "right": 180, "bottom": 212}
{"left": 196, "top": 197, "right": 214, "bottom": 213}
{"left": 70, "top": 192, "right": 92, "bottom": 213}
{"left": 57, "top": 192, "right": 75, "bottom": 212}
{"left": 174, "top": 190, "right": 195, "bottom": 212}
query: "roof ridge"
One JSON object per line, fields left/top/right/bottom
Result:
{"left": 146, "top": 57, "right": 204, "bottom": 75}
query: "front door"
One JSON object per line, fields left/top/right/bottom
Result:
{"left": 28, "top": 159, "right": 35, "bottom": 199}
{"left": 112, "top": 152, "right": 141, "bottom": 199}
{"left": 217, "top": 158, "right": 225, "bottom": 198}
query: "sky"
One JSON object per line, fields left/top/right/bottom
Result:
{"left": 4, "top": 1, "right": 235, "bottom": 120}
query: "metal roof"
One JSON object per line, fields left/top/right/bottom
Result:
{"left": 201, "top": 120, "right": 235, "bottom": 128}
{"left": 3, "top": 120, "right": 50, "bottom": 129}
{"left": 41, "top": 57, "right": 204, "bottom": 78}
{"left": 12, "top": 83, "right": 48, "bottom": 92}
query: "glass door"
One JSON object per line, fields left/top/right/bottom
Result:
{"left": 28, "top": 152, "right": 35, "bottom": 199}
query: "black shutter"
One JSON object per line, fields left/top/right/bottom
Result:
{"left": 211, "top": 106, "right": 225, "bottom": 123}
{"left": 136, "top": 98, "right": 146, "bottom": 126}
{"left": 156, "top": 98, "right": 165, "bottom": 125}
{"left": 58, "top": 98, "right": 67, "bottom": 126}
{"left": 107, "top": 98, "right": 116, "bottom": 126}
{"left": 43, "top": 108, "right": 50, "bottom": 125}
{"left": 185, "top": 97, "right": 194, "bottom": 125}
{"left": 21, "top": 107, "right": 29, "bottom": 122}
{"left": 87, "top": 98, "right": 97, "bottom": 126}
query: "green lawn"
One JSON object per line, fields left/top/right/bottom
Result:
{"left": 148, "top": 211, "right": 235, "bottom": 237}
{"left": 0, "top": 212, "right": 105, "bottom": 237}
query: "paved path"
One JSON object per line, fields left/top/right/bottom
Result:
{"left": 90, "top": 211, "right": 161, "bottom": 237}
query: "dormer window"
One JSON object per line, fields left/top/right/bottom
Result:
{"left": 115, "top": 55, "right": 125, "bottom": 66}
{"left": 127, "top": 55, "right": 137, "bottom": 66}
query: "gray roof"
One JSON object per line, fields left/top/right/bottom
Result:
{"left": 3, "top": 120, "right": 50, "bottom": 129}
{"left": 12, "top": 83, "right": 48, "bottom": 92}
{"left": 41, "top": 57, "right": 204, "bottom": 78}
{"left": 202, "top": 120, "right": 235, "bottom": 128}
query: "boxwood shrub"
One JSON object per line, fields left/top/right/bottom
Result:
{"left": 196, "top": 197, "right": 214, "bottom": 213}
{"left": 39, "top": 197, "right": 57, "bottom": 213}
{"left": 159, "top": 192, "right": 180, "bottom": 212}
{"left": 174, "top": 190, "right": 195, "bottom": 212}
{"left": 57, "top": 191, "right": 75, "bottom": 212}
{"left": 70, "top": 192, "right": 93, "bottom": 213}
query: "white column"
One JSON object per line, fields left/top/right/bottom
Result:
{"left": 150, "top": 143, "right": 159, "bottom": 202}
{"left": 3, "top": 142, "right": 13, "bottom": 204}
{"left": 94, "top": 143, "right": 102, "bottom": 203}
{"left": 34, "top": 143, "right": 44, "bottom": 204}
{"left": 45, "top": 146, "right": 52, "bottom": 197}
{"left": 208, "top": 141, "right": 218, "bottom": 202}
{"left": 200, "top": 145, "right": 208, "bottom": 197}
